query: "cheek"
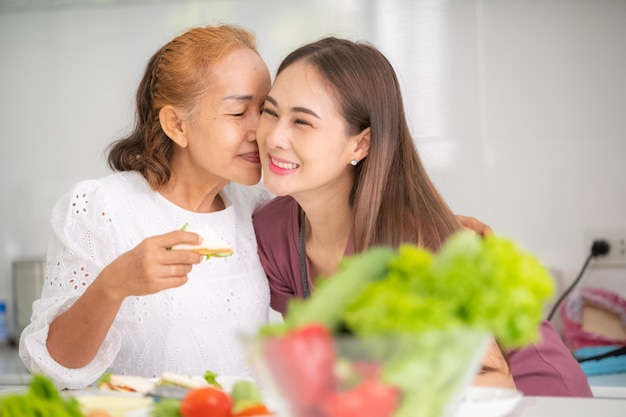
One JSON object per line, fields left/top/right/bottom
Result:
{"left": 256, "top": 119, "right": 271, "bottom": 145}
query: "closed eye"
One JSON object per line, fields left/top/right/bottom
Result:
{"left": 294, "top": 118, "right": 311, "bottom": 126}
{"left": 263, "top": 108, "right": 278, "bottom": 117}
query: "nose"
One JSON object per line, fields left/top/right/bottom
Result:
{"left": 245, "top": 110, "right": 262, "bottom": 143}
{"left": 260, "top": 118, "right": 289, "bottom": 150}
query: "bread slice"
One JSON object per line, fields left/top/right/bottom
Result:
{"left": 171, "top": 223, "right": 234, "bottom": 259}
{"left": 98, "top": 373, "right": 156, "bottom": 394}
{"left": 158, "top": 372, "right": 210, "bottom": 389}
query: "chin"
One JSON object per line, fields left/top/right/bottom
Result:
{"left": 233, "top": 169, "right": 262, "bottom": 186}
{"left": 238, "top": 176, "right": 262, "bottom": 186}
{"left": 261, "top": 178, "right": 289, "bottom": 196}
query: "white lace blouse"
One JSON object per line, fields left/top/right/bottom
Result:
{"left": 19, "top": 171, "right": 272, "bottom": 389}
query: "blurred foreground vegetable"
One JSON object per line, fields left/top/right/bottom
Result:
{"left": 253, "top": 230, "right": 555, "bottom": 417}
{"left": 151, "top": 379, "right": 273, "bottom": 417}
{"left": 344, "top": 231, "right": 555, "bottom": 348}
{"left": 0, "top": 373, "right": 82, "bottom": 417}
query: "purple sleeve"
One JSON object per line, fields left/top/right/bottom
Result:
{"left": 510, "top": 320, "right": 593, "bottom": 397}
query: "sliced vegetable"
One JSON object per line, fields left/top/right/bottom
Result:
{"left": 203, "top": 370, "right": 222, "bottom": 389}
{"left": 98, "top": 373, "right": 155, "bottom": 394}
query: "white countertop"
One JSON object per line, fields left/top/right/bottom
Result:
{"left": 1, "top": 387, "right": 625, "bottom": 417}
{"left": 512, "top": 396, "right": 626, "bottom": 417}
{"left": 2, "top": 343, "right": 626, "bottom": 415}
{"left": 588, "top": 372, "right": 626, "bottom": 398}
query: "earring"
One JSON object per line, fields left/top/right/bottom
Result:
{"left": 350, "top": 159, "right": 358, "bottom": 166}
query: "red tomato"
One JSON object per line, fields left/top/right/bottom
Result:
{"left": 180, "top": 386, "right": 232, "bottom": 417}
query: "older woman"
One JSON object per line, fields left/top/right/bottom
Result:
{"left": 20, "top": 24, "right": 272, "bottom": 389}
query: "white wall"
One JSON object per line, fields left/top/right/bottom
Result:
{"left": 1, "top": 0, "right": 625, "bottom": 337}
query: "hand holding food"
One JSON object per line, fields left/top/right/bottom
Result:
{"left": 171, "top": 223, "right": 234, "bottom": 259}
{"left": 100, "top": 230, "right": 204, "bottom": 299}
{"left": 99, "top": 223, "right": 232, "bottom": 299}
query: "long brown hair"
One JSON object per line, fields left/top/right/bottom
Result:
{"left": 277, "top": 37, "right": 461, "bottom": 252}
{"left": 107, "top": 25, "right": 258, "bottom": 189}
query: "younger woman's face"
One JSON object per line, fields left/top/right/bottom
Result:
{"left": 257, "top": 61, "right": 360, "bottom": 199}
{"left": 180, "top": 47, "right": 271, "bottom": 186}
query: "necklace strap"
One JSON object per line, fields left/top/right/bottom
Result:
{"left": 299, "top": 209, "right": 311, "bottom": 298}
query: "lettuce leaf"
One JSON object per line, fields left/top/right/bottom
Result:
{"left": 343, "top": 231, "right": 555, "bottom": 348}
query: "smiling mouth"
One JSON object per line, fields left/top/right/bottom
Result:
{"left": 270, "top": 157, "right": 299, "bottom": 170}
{"left": 240, "top": 152, "right": 261, "bottom": 163}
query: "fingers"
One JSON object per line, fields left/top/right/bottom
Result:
{"left": 163, "top": 244, "right": 204, "bottom": 265}
{"left": 159, "top": 230, "right": 203, "bottom": 248}
{"left": 123, "top": 256, "right": 194, "bottom": 295}
{"left": 157, "top": 273, "right": 189, "bottom": 290}
{"left": 456, "top": 215, "right": 493, "bottom": 237}
{"left": 144, "top": 250, "right": 202, "bottom": 285}
{"left": 144, "top": 230, "right": 204, "bottom": 265}
{"left": 110, "top": 235, "right": 206, "bottom": 296}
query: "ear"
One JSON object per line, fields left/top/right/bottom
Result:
{"left": 351, "top": 127, "right": 371, "bottom": 162}
{"left": 159, "top": 105, "right": 187, "bottom": 148}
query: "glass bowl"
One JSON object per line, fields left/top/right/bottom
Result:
{"left": 241, "top": 327, "right": 490, "bottom": 417}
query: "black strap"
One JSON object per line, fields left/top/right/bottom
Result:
{"left": 299, "top": 209, "right": 310, "bottom": 298}
{"left": 576, "top": 346, "right": 626, "bottom": 363}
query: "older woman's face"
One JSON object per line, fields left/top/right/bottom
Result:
{"left": 181, "top": 47, "right": 271, "bottom": 186}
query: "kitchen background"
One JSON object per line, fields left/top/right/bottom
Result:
{"left": 0, "top": 0, "right": 625, "bottom": 342}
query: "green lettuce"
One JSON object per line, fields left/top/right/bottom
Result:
{"left": 343, "top": 231, "right": 555, "bottom": 348}
{"left": 0, "top": 374, "right": 82, "bottom": 417}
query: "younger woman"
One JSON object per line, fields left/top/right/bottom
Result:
{"left": 253, "top": 37, "right": 592, "bottom": 396}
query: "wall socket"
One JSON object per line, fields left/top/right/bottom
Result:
{"left": 586, "top": 228, "right": 626, "bottom": 267}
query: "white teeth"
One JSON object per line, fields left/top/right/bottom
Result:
{"left": 271, "top": 157, "right": 299, "bottom": 170}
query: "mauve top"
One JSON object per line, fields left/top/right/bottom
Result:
{"left": 253, "top": 195, "right": 593, "bottom": 397}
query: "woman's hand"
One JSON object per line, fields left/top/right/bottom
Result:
{"left": 47, "top": 230, "right": 204, "bottom": 369}
{"left": 456, "top": 215, "right": 493, "bottom": 237}
{"left": 473, "top": 340, "right": 516, "bottom": 390}
{"left": 100, "top": 230, "right": 204, "bottom": 300}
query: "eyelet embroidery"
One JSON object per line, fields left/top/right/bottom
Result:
{"left": 69, "top": 265, "right": 90, "bottom": 290}
{"left": 71, "top": 193, "right": 89, "bottom": 215}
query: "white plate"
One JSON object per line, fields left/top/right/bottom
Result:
{"left": 455, "top": 386, "right": 523, "bottom": 417}
{"left": 216, "top": 374, "right": 255, "bottom": 392}
{"left": 93, "top": 375, "right": 256, "bottom": 417}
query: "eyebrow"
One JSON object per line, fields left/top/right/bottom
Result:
{"left": 265, "top": 95, "right": 320, "bottom": 119}
{"left": 223, "top": 94, "right": 253, "bottom": 102}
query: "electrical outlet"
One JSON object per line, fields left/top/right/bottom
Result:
{"left": 586, "top": 228, "right": 626, "bottom": 267}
